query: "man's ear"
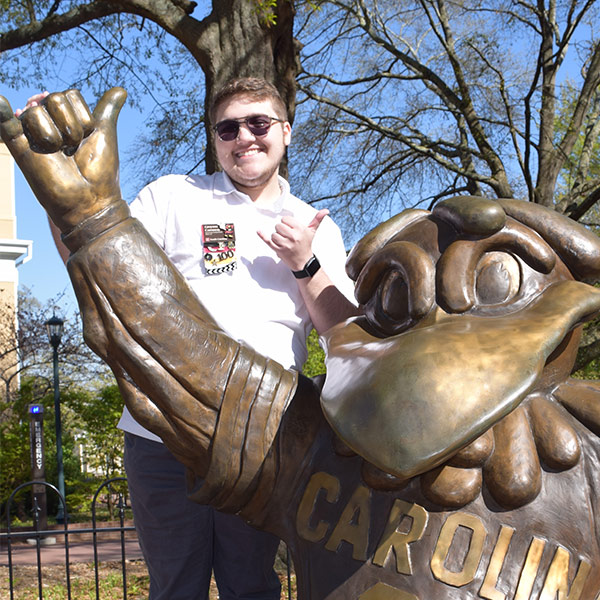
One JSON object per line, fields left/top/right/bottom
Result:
{"left": 283, "top": 121, "right": 292, "bottom": 146}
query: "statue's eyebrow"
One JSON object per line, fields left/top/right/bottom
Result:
{"left": 433, "top": 196, "right": 506, "bottom": 237}
{"left": 346, "top": 209, "right": 429, "bottom": 281}
{"left": 436, "top": 219, "right": 556, "bottom": 313}
{"left": 354, "top": 240, "right": 435, "bottom": 334}
{"left": 499, "top": 198, "right": 600, "bottom": 281}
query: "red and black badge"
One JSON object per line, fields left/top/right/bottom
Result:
{"left": 202, "top": 223, "right": 237, "bottom": 275}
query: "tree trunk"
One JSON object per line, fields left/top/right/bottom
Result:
{"left": 196, "top": 0, "right": 299, "bottom": 174}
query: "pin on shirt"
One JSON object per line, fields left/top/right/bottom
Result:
{"left": 202, "top": 223, "right": 237, "bottom": 275}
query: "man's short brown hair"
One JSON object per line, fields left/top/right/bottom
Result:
{"left": 209, "top": 78, "right": 288, "bottom": 124}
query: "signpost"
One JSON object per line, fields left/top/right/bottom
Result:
{"left": 28, "top": 403, "right": 48, "bottom": 532}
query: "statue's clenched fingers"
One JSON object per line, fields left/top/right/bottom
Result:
{"left": 0, "top": 95, "right": 66, "bottom": 197}
{"left": 63, "top": 89, "right": 94, "bottom": 137}
{"left": 44, "top": 92, "right": 85, "bottom": 153}
{"left": 20, "top": 105, "right": 63, "bottom": 153}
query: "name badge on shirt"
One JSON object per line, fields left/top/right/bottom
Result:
{"left": 202, "top": 223, "right": 237, "bottom": 275}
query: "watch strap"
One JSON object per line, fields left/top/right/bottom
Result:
{"left": 292, "top": 255, "right": 321, "bottom": 279}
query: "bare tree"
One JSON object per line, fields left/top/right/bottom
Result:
{"left": 2, "top": 1, "right": 597, "bottom": 220}
{"left": 0, "top": 289, "right": 104, "bottom": 405}
{"left": 292, "top": 0, "right": 600, "bottom": 236}
{"left": 555, "top": 81, "right": 600, "bottom": 220}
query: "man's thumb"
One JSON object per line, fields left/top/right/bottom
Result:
{"left": 308, "top": 208, "right": 329, "bottom": 232}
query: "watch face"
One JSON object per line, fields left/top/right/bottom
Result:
{"left": 293, "top": 255, "right": 320, "bottom": 278}
{"left": 306, "top": 256, "right": 320, "bottom": 277}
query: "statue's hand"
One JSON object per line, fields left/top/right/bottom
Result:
{"left": 0, "top": 88, "right": 127, "bottom": 232}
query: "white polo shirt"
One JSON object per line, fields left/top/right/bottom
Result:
{"left": 118, "top": 171, "right": 355, "bottom": 441}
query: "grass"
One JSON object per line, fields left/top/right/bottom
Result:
{"left": 1, "top": 552, "right": 297, "bottom": 599}
{"left": 0, "top": 561, "right": 150, "bottom": 600}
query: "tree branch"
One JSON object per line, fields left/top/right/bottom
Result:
{"left": 565, "top": 182, "right": 600, "bottom": 221}
{"left": 1, "top": 0, "right": 211, "bottom": 68}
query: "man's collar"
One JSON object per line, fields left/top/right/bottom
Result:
{"left": 212, "top": 172, "right": 289, "bottom": 214}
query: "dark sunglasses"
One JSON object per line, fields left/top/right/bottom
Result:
{"left": 213, "top": 115, "right": 284, "bottom": 141}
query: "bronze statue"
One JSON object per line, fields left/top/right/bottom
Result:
{"left": 2, "top": 88, "right": 600, "bottom": 599}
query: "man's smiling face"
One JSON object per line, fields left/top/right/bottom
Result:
{"left": 213, "top": 95, "right": 291, "bottom": 201}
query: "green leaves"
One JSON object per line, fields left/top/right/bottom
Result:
{"left": 303, "top": 328, "right": 326, "bottom": 377}
{"left": 251, "top": 0, "right": 279, "bottom": 26}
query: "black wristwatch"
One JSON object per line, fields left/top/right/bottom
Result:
{"left": 292, "top": 255, "right": 321, "bottom": 279}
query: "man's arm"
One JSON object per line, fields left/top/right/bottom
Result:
{"left": 295, "top": 269, "right": 359, "bottom": 335}
{"left": 258, "top": 209, "right": 360, "bottom": 334}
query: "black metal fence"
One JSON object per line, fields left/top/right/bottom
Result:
{"left": 1, "top": 478, "right": 295, "bottom": 599}
{"left": 1, "top": 477, "right": 138, "bottom": 600}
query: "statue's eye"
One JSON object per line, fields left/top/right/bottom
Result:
{"left": 380, "top": 271, "right": 409, "bottom": 322}
{"left": 475, "top": 251, "right": 521, "bottom": 306}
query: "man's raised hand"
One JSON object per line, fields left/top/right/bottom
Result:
{"left": 258, "top": 208, "right": 329, "bottom": 271}
{"left": 0, "top": 88, "right": 127, "bottom": 232}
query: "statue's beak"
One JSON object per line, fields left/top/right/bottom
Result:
{"left": 320, "top": 280, "right": 600, "bottom": 478}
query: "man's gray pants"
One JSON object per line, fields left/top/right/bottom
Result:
{"left": 124, "top": 432, "right": 282, "bottom": 600}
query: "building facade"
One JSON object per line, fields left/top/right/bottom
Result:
{"left": 0, "top": 142, "right": 32, "bottom": 400}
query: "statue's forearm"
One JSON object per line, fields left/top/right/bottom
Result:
{"left": 66, "top": 201, "right": 298, "bottom": 509}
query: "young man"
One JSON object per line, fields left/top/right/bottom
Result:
{"left": 20, "top": 78, "right": 356, "bottom": 599}
{"left": 119, "top": 78, "right": 357, "bottom": 600}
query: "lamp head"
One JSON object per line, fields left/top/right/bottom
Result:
{"left": 45, "top": 313, "right": 64, "bottom": 349}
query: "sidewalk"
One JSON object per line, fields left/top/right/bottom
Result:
{"left": 1, "top": 538, "right": 144, "bottom": 566}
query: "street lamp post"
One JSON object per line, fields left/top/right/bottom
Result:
{"left": 45, "top": 314, "right": 66, "bottom": 523}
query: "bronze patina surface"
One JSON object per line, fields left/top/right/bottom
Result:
{"left": 2, "top": 88, "right": 600, "bottom": 599}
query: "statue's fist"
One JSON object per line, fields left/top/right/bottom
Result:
{"left": 0, "top": 88, "right": 127, "bottom": 232}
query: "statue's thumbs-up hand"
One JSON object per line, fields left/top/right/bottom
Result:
{"left": 0, "top": 87, "right": 127, "bottom": 232}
